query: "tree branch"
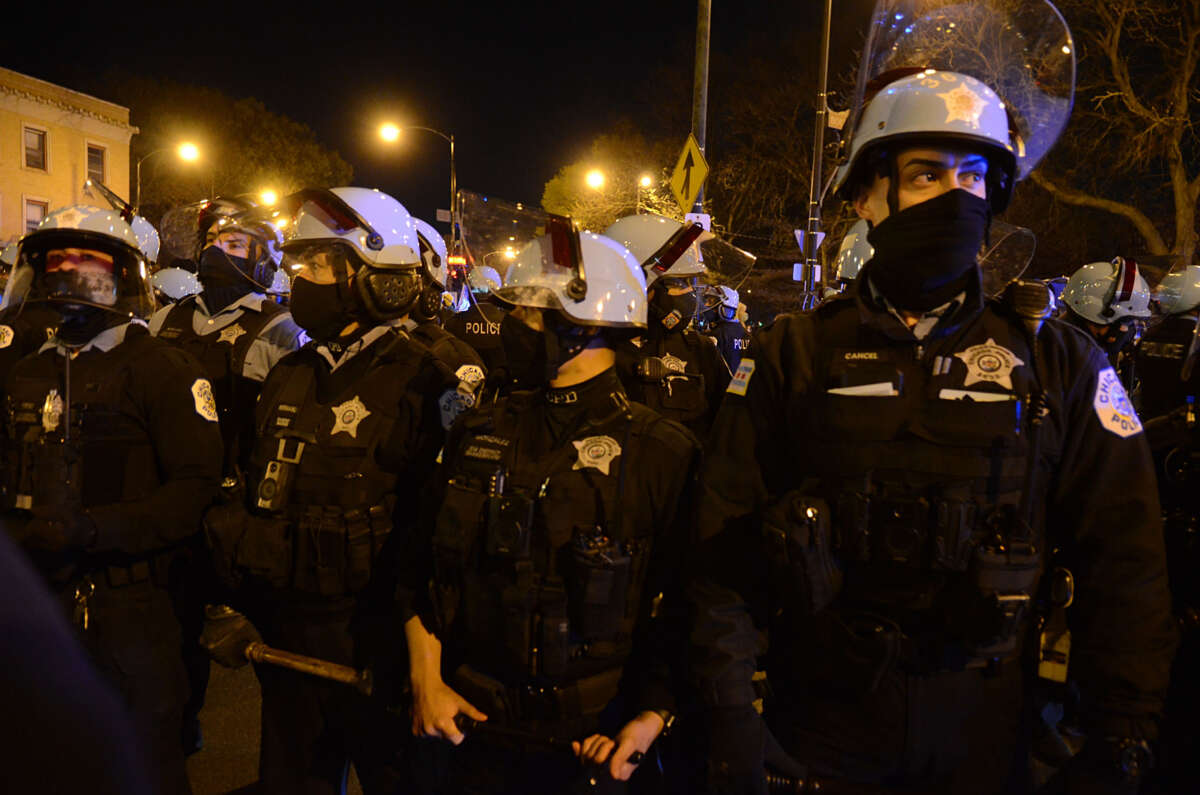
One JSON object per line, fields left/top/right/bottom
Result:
{"left": 1030, "top": 172, "right": 1169, "bottom": 254}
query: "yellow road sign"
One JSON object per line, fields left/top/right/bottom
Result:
{"left": 670, "top": 133, "right": 709, "bottom": 213}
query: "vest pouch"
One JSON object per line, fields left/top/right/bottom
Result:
{"left": 963, "top": 541, "right": 1041, "bottom": 658}
{"left": 538, "top": 578, "right": 570, "bottom": 678}
{"left": 293, "top": 506, "right": 349, "bottom": 595}
{"left": 810, "top": 610, "right": 903, "bottom": 698}
{"left": 434, "top": 479, "right": 490, "bottom": 559}
{"left": 501, "top": 561, "right": 537, "bottom": 673}
{"left": 568, "top": 528, "right": 631, "bottom": 641}
{"left": 343, "top": 506, "right": 373, "bottom": 593}
{"left": 657, "top": 373, "right": 706, "bottom": 418}
{"left": 205, "top": 502, "right": 292, "bottom": 590}
{"left": 763, "top": 493, "right": 842, "bottom": 616}
{"left": 819, "top": 393, "right": 906, "bottom": 443}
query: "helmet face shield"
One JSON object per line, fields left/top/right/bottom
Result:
{"left": 17, "top": 230, "right": 152, "bottom": 318}
{"left": 282, "top": 240, "right": 363, "bottom": 285}
{"left": 845, "top": 0, "right": 1075, "bottom": 183}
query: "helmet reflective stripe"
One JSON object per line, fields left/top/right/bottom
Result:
{"left": 604, "top": 213, "right": 705, "bottom": 286}
{"left": 833, "top": 71, "right": 1018, "bottom": 213}
{"left": 1062, "top": 257, "right": 1153, "bottom": 324}
{"left": 646, "top": 223, "right": 705, "bottom": 277}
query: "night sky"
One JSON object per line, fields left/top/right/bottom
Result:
{"left": 6, "top": 1, "right": 875, "bottom": 225}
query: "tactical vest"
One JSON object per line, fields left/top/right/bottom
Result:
{"left": 430, "top": 389, "right": 661, "bottom": 697}
{"left": 156, "top": 297, "right": 285, "bottom": 474}
{"left": 625, "top": 330, "right": 710, "bottom": 425}
{"left": 3, "top": 331, "right": 168, "bottom": 567}
{"left": 245, "top": 332, "right": 424, "bottom": 595}
{"left": 768, "top": 303, "right": 1052, "bottom": 678}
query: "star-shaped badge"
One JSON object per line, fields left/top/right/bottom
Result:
{"left": 572, "top": 435, "right": 622, "bottom": 476}
{"left": 661, "top": 353, "right": 687, "bottom": 373}
{"left": 938, "top": 82, "right": 986, "bottom": 127}
{"left": 217, "top": 324, "right": 246, "bottom": 345}
{"left": 330, "top": 396, "right": 371, "bottom": 439}
{"left": 954, "top": 338, "right": 1024, "bottom": 389}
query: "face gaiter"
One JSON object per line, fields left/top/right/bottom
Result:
{"left": 198, "top": 245, "right": 256, "bottom": 311}
{"left": 650, "top": 288, "right": 696, "bottom": 331}
{"left": 499, "top": 312, "right": 595, "bottom": 389}
{"left": 865, "top": 189, "right": 989, "bottom": 312}
{"left": 289, "top": 277, "right": 359, "bottom": 342}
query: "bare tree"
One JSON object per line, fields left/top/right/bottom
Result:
{"left": 1033, "top": 0, "right": 1200, "bottom": 267}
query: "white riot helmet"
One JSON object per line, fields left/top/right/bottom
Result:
{"left": 834, "top": 71, "right": 1018, "bottom": 213}
{"left": 130, "top": 215, "right": 160, "bottom": 264}
{"left": 834, "top": 219, "right": 875, "bottom": 281}
{"left": 499, "top": 231, "right": 646, "bottom": 328}
{"left": 10, "top": 205, "right": 153, "bottom": 320}
{"left": 282, "top": 187, "right": 423, "bottom": 321}
{"left": 604, "top": 213, "right": 705, "bottom": 288}
{"left": 150, "top": 267, "right": 202, "bottom": 302}
{"left": 1061, "top": 257, "right": 1153, "bottom": 324}
{"left": 1154, "top": 264, "right": 1200, "bottom": 315}
{"left": 718, "top": 285, "right": 739, "bottom": 310}
{"left": 413, "top": 217, "right": 449, "bottom": 288}
{"left": 1, "top": 241, "right": 20, "bottom": 268}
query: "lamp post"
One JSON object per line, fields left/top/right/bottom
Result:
{"left": 381, "top": 124, "right": 457, "bottom": 249}
{"left": 134, "top": 142, "right": 199, "bottom": 212}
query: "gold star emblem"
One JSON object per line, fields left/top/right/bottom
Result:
{"left": 938, "top": 82, "right": 986, "bottom": 127}
{"left": 217, "top": 324, "right": 246, "bottom": 345}
{"left": 330, "top": 396, "right": 371, "bottom": 439}
{"left": 954, "top": 338, "right": 1025, "bottom": 390}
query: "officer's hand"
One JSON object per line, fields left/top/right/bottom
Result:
{"left": 410, "top": 679, "right": 486, "bottom": 745}
{"left": 707, "top": 705, "right": 768, "bottom": 795}
{"left": 573, "top": 710, "right": 665, "bottom": 781}
{"left": 23, "top": 504, "right": 97, "bottom": 554}
{"left": 200, "top": 605, "right": 261, "bottom": 669}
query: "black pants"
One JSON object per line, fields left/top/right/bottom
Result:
{"left": 77, "top": 578, "right": 193, "bottom": 795}
{"left": 772, "top": 662, "right": 1030, "bottom": 794}
{"left": 250, "top": 592, "right": 422, "bottom": 795}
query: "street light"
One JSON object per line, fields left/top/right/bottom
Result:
{"left": 135, "top": 142, "right": 199, "bottom": 212}
{"left": 637, "top": 174, "right": 653, "bottom": 213}
{"left": 380, "top": 123, "right": 457, "bottom": 249}
{"left": 260, "top": 189, "right": 278, "bottom": 206}
{"left": 585, "top": 169, "right": 605, "bottom": 190}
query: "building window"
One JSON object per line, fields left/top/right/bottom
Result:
{"left": 25, "top": 200, "right": 48, "bottom": 233}
{"left": 87, "top": 144, "right": 106, "bottom": 183}
{"left": 23, "top": 127, "right": 47, "bottom": 171}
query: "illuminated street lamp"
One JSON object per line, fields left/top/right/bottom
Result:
{"left": 135, "top": 141, "right": 200, "bottom": 212}
{"left": 585, "top": 169, "right": 606, "bottom": 190}
{"left": 380, "top": 122, "right": 458, "bottom": 248}
{"left": 637, "top": 174, "right": 653, "bottom": 213}
{"left": 259, "top": 189, "right": 279, "bottom": 206}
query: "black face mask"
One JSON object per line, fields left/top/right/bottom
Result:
{"left": 54, "top": 305, "right": 122, "bottom": 347}
{"left": 499, "top": 312, "right": 595, "bottom": 388}
{"left": 199, "top": 246, "right": 257, "bottom": 310}
{"left": 289, "top": 278, "right": 359, "bottom": 342}
{"left": 651, "top": 288, "right": 696, "bottom": 331}
{"left": 865, "top": 189, "right": 990, "bottom": 312}
{"left": 500, "top": 313, "right": 551, "bottom": 388}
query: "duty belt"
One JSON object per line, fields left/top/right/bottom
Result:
{"left": 453, "top": 664, "right": 623, "bottom": 725}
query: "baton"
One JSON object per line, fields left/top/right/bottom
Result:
{"left": 241, "top": 641, "right": 374, "bottom": 697}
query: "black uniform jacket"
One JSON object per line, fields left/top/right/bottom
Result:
{"left": 690, "top": 273, "right": 1176, "bottom": 739}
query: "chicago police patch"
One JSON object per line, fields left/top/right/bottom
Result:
{"left": 0, "top": 325, "right": 13, "bottom": 349}
{"left": 191, "top": 379, "right": 219, "bottom": 422}
{"left": 727, "top": 358, "right": 756, "bottom": 396}
{"left": 1093, "top": 366, "right": 1142, "bottom": 438}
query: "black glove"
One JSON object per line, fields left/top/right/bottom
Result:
{"left": 200, "top": 605, "right": 261, "bottom": 669}
{"left": 22, "top": 503, "right": 97, "bottom": 554}
{"left": 1062, "top": 737, "right": 1150, "bottom": 795}
{"left": 706, "top": 705, "right": 767, "bottom": 795}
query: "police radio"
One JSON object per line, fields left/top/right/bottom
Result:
{"left": 485, "top": 466, "right": 535, "bottom": 559}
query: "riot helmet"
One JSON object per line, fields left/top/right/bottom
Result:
{"left": 604, "top": 213, "right": 705, "bottom": 288}
{"left": 1062, "top": 257, "right": 1153, "bottom": 325}
{"left": 1154, "top": 264, "right": 1200, "bottom": 316}
{"left": 412, "top": 216, "right": 450, "bottom": 320}
{"left": 280, "top": 187, "right": 423, "bottom": 340}
{"left": 834, "top": 220, "right": 875, "bottom": 281}
{"left": 9, "top": 205, "right": 153, "bottom": 344}
{"left": 150, "top": 267, "right": 202, "bottom": 303}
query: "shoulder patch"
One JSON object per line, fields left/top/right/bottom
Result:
{"left": 727, "top": 358, "right": 756, "bottom": 396}
{"left": 439, "top": 387, "right": 476, "bottom": 430}
{"left": 455, "top": 364, "right": 485, "bottom": 389}
{"left": 191, "top": 378, "right": 219, "bottom": 422}
{"left": 0, "top": 325, "right": 13, "bottom": 349}
{"left": 1092, "top": 366, "right": 1142, "bottom": 438}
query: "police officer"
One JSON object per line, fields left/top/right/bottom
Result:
{"left": 686, "top": 9, "right": 1175, "bottom": 792}
{"left": 406, "top": 217, "right": 487, "bottom": 415}
{"left": 149, "top": 198, "right": 304, "bottom": 752}
{"left": 607, "top": 213, "right": 731, "bottom": 438}
{"left": 1061, "top": 257, "right": 1152, "bottom": 388}
{"left": 1135, "top": 265, "right": 1200, "bottom": 791}
{"left": 445, "top": 264, "right": 509, "bottom": 377}
{"left": 401, "top": 211, "right": 700, "bottom": 794}
{"left": 708, "top": 286, "right": 751, "bottom": 373}
{"left": 203, "top": 187, "right": 459, "bottom": 795}
{"left": 1, "top": 204, "right": 224, "bottom": 794}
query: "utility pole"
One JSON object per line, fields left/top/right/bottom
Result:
{"left": 691, "top": 0, "right": 712, "bottom": 214}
